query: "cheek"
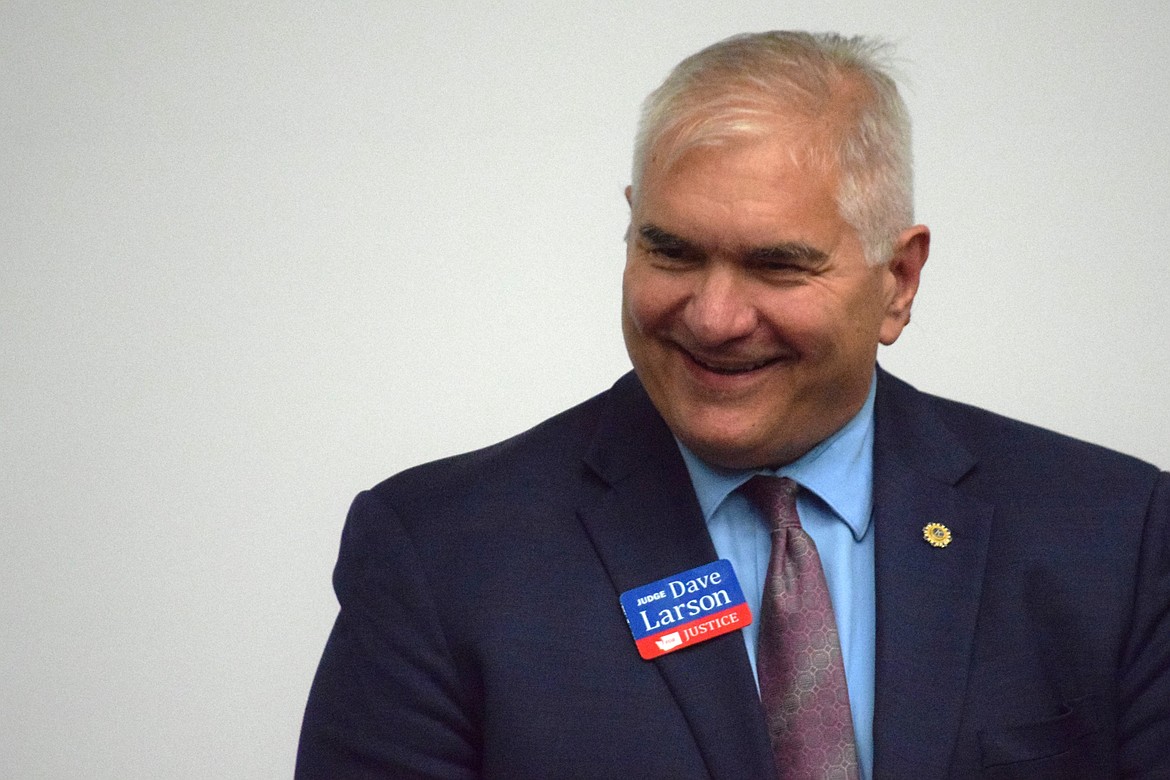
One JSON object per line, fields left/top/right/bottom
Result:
{"left": 622, "top": 268, "right": 680, "bottom": 334}
{"left": 756, "top": 293, "right": 831, "bottom": 350}
{"left": 828, "top": 295, "right": 889, "bottom": 368}
{"left": 774, "top": 280, "right": 885, "bottom": 353}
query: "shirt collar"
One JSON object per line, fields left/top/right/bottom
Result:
{"left": 676, "top": 372, "right": 877, "bottom": 542}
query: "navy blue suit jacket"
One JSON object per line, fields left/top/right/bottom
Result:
{"left": 297, "top": 370, "right": 1170, "bottom": 778}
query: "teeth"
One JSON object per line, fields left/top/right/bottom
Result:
{"left": 694, "top": 356, "right": 771, "bottom": 374}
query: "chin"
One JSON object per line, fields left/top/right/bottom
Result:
{"left": 675, "top": 427, "right": 774, "bottom": 470}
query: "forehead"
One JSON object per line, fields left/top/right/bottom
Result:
{"left": 648, "top": 110, "right": 830, "bottom": 181}
{"left": 635, "top": 128, "right": 845, "bottom": 246}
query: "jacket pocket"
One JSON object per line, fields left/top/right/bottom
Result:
{"left": 978, "top": 694, "right": 1102, "bottom": 775}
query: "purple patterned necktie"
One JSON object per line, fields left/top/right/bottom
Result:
{"left": 742, "top": 476, "right": 860, "bottom": 780}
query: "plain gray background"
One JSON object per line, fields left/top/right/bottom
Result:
{"left": 3, "top": 2, "right": 1168, "bottom": 777}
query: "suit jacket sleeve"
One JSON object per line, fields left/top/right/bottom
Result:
{"left": 296, "top": 490, "right": 479, "bottom": 779}
{"left": 1119, "top": 470, "right": 1170, "bottom": 776}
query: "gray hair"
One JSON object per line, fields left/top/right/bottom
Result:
{"left": 631, "top": 31, "right": 914, "bottom": 265}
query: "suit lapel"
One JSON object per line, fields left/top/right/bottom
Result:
{"left": 871, "top": 370, "right": 994, "bottom": 779}
{"left": 578, "top": 371, "right": 994, "bottom": 778}
{"left": 578, "top": 374, "right": 774, "bottom": 780}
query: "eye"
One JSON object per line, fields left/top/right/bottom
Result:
{"left": 634, "top": 226, "right": 699, "bottom": 266}
{"left": 640, "top": 240, "right": 700, "bottom": 268}
{"left": 759, "top": 259, "right": 800, "bottom": 272}
{"left": 747, "top": 244, "right": 827, "bottom": 278}
{"left": 649, "top": 244, "right": 687, "bottom": 260}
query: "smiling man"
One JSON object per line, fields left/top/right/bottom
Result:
{"left": 622, "top": 115, "right": 928, "bottom": 470}
{"left": 298, "top": 32, "right": 1170, "bottom": 779}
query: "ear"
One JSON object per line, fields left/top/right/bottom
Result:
{"left": 878, "top": 224, "right": 930, "bottom": 346}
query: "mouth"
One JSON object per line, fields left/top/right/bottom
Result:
{"left": 684, "top": 350, "right": 785, "bottom": 376}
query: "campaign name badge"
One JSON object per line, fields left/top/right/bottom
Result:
{"left": 619, "top": 559, "right": 752, "bottom": 660}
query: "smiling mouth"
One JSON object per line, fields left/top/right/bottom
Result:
{"left": 685, "top": 351, "right": 783, "bottom": 375}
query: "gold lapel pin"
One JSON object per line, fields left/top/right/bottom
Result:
{"left": 923, "top": 523, "right": 952, "bottom": 548}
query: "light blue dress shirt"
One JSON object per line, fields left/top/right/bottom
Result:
{"left": 676, "top": 375, "right": 876, "bottom": 780}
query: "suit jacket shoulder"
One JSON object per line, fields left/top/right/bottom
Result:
{"left": 298, "top": 372, "right": 772, "bottom": 779}
{"left": 882, "top": 370, "right": 1160, "bottom": 496}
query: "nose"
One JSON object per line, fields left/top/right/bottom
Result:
{"left": 683, "top": 265, "right": 758, "bottom": 346}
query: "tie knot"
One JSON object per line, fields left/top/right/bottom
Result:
{"left": 741, "top": 475, "right": 802, "bottom": 531}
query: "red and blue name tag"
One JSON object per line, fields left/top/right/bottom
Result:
{"left": 619, "top": 559, "right": 752, "bottom": 660}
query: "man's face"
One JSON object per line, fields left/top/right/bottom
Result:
{"left": 622, "top": 125, "right": 926, "bottom": 469}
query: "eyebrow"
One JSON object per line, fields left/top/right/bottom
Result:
{"left": 637, "top": 225, "right": 694, "bottom": 254}
{"left": 745, "top": 242, "right": 828, "bottom": 265}
{"left": 638, "top": 223, "right": 828, "bottom": 265}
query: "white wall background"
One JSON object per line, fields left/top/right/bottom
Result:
{"left": 3, "top": 2, "right": 1168, "bottom": 777}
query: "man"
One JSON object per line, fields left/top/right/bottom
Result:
{"left": 297, "top": 32, "right": 1170, "bottom": 778}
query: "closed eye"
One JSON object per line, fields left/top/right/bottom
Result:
{"left": 746, "top": 243, "right": 827, "bottom": 274}
{"left": 649, "top": 243, "right": 688, "bottom": 260}
{"left": 637, "top": 225, "right": 700, "bottom": 264}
